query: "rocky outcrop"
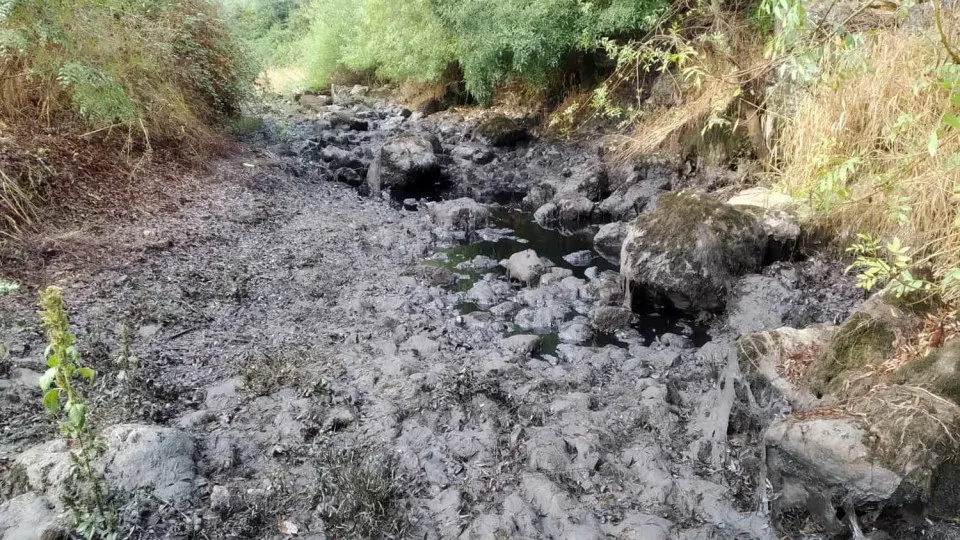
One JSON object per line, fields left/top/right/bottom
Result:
{"left": 593, "top": 222, "right": 628, "bottom": 262}
{"left": 766, "top": 385, "right": 960, "bottom": 534}
{"left": 620, "top": 191, "right": 768, "bottom": 312}
{"left": 366, "top": 134, "right": 443, "bottom": 195}
{"left": 476, "top": 115, "right": 527, "bottom": 146}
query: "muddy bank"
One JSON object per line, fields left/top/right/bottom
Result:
{"left": 1, "top": 89, "right": 955, "bottom": 540}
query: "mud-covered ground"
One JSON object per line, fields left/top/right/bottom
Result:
{"left": 0, "top": 92, "right": 879, "bottom": 539}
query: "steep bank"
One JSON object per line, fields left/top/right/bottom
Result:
{"left": 1, "top": 88, "right": 957, "bottom": 540}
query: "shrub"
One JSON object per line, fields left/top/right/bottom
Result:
{"left": 253, "top": 0, "right": 666, "bottom": 102}
{"left": 0, "top": 0, "right": 256, "bottom": 147}
{"left": 433, "top": 0, "right": 667, "bottom": 103}
{"left": 772, "top": 12, "right": 960, "bottom": 300}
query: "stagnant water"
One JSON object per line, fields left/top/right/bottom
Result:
{"left": 430, "top": 207, "right": 710, "bottom": 351}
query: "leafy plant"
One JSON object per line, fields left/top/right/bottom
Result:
{"left": 37, "top": 286, "right": 116, "bottom": 540}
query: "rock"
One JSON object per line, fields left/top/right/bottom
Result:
{"left": 765, "top": 385, "right": 960, "bottom": 532}
{"left": 506, "top": 249, "right": 547, "bottom": 285}
{"left": 416, "top": 98, "right": 444, "bottom": 116}
{"left": 593, "top": 222, "right": 627, "bottom": 262}
{"left": 466, "top": 281, "right": 499, "bottom": 307}
{"left": 429, "top": 198, "right": 489, "bottom": 230}
{"left": 209, "top": 485, "right": 232, "bottom": 514}
{"left": 726, "top": 275, "right": 798, "bottom": 336}
{"left": 100, "top": 424, "right": 200, "bottom": 502}
{"left": 590, "top": 306, "right": 633, "bottom": 333}
{"left": 736, "top": 326, "right": 834, "bottom": 411}
{"left": 558, "top": 321, "right": 594, "bottom": 344}
{"left": 12, "top": 440, "right": 71, "bottom": 497}
{"left": 501, "top": 334, "right": 542, "bottom": 355}
{"left": 476, "top": 115, "right": 527, "bottom": 146}
{"left": 620, "top": 191, "right": 767, "bottom": 313}
{"left": 298, "top": 94, "right": 330, "bottom": 110}
{"left": 598, "top": 179, "right": 666, "bottom": 221}
{"left": 514, "top": 306, "right": 569, "bottom": 331}
{"left": 562, "top": 250, "right": 594, "bottom": 267}
{"left": 0, "top": 493, "right": 67, "bottom": 540}
{"left": 727, "top": 187, "right": 805, "bottom": 262}
{"left": 366, "top": 134, "right": 442, "bottom": 194}
{"left": 533, "top": 203, "right": 559, "bottom": 227}
{"left": 804, "top": 292, "right": 920, "bottom": 399}
{"left": 556, "top": 197, "right": 595, "bottom": 226}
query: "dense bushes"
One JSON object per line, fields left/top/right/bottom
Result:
{"left": 0, "top": 0, "right": 255, "bottom": 147}
{"left": 237, "top": 0, "right": 667, "bottom": 103}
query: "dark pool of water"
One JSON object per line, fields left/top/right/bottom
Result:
{"left": 435, "top": 207, "right": 711, "bottom": 348}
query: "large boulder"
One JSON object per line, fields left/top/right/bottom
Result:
{"left": 366, "top": 134, "right": 442, "bottom": 194}
{"left": 765, "top": 385, "right": 960, "bottom": 534}
{"left": 100, "top": 424, "right": 201, "bottom": 502}
{"left": 429, "top": 198, "right": 489, "bottom": 230}
{"left": 476, "top": 115, "right": 527, "bottom": 146}
{"left": 620, "top": 191, "right": 768, "bottom": 312}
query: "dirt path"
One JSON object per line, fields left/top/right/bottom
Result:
{"left": 0, "top": 95, "right": 867, "bottom": 539}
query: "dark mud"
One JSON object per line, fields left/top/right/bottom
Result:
{"left": 0, "top": 92, "right": 877, "bottom": 539}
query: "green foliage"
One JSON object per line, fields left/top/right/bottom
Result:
{"left": 37, "top": 287, "right": 116, "bottom": 540}
{"left": 233, "top": 0, "right": 666, "bottom": 102}
{"left": 0, "top": 0, "right": 255, "bottom": 144}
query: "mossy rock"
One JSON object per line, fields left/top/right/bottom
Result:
{"left": 476, "top": 115, "right": 527, "bottom": 146}
{"left": 765, "top": 384, "right": 960, "bottom": 530}
{"left": 847, "top": 385, "right": 960, "bottom": 495}
{"left": 620, "top": 190, "right": 767, "bottom": 312}
{"left": 891, "top": 340, "right": 960, "bottom": 405}
{"left": 804, "top": 293, "right": 918, "bottom": 399}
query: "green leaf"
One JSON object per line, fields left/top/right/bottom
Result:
{"left": 944, "top": 113, "right": 960, "bottom": 130}
{"left": 39, "top": 368, "right": 57, "bottom": 391}
{"left": 929, "top": 131, "right": 939, "bottom": 157}
{"left": 77, "top": 367, "right": 95, "bottom": 383}
{"left": 43, "top": 389, "right": 60, "bottom": 413}
{"left": 68, "top": 403, "right": 86, "bottom": 429}
{"left": 953, "top": 93, "right": 960, "bottom": 106}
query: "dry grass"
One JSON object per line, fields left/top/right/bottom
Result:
{"left": 605, "top": 12, "right": 769, "bottom": 162}
{"left": 880, "top": 305, "right": 960, "bottom": 375}
{"left": 773, "top": 14, "right": 960, "bottom": 286}
{"left": 780, "top": 342, "right": 823, "bottom": 384}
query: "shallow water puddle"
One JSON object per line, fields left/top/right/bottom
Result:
{"left": 428, "top": 207, "right": 710, "bottom": 348}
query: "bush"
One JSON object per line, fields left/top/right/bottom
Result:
{"left": 0, "top": 0, "right": 256, "bottom": 147}
{"left": 433, "top": 0, "right": 666, "bottom": 103}
{"left": 773, "top": 12, "right": 960, "bottom": 300}
{"left": 244, "top": 0, "right": 666, "bottom": 103}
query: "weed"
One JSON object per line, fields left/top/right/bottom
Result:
{"left": 311, "top": 444, "right": 411, "bottom": 539}
{"left": 37, "top": 286, "right": 117, "bottom": 540}
{"left": 239, "top": 349, "right": 327, "bottom": 398}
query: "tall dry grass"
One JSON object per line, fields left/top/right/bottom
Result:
{"left": 774, "top": 13, "right": 960, "bottom": 284}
